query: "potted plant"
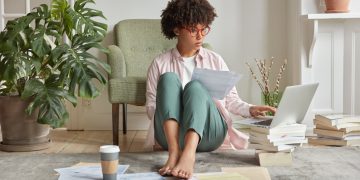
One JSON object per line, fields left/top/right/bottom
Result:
{"left": 246, "top": 58, "right": 287, "bottom": 115}
{"left": 324, "top": 0, "right": 351, "bottom": 13}
{"left": 0, "top": 0, "right": 109, "bottom": 151}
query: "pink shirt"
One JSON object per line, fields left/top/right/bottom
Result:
{"left": 145, "top": 47, "right": 251, "bottom": 150}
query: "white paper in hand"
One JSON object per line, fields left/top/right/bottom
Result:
{"left": 191, "top": 68, "right": 241, "bottom": 100}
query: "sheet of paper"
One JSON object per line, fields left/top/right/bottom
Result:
{"left": 118, "top": 172, "right": 178, "bottom": 180}
{"left": 55, "top": 164, "right": 129, "bottom": 180}
{"left": 72, "top": 162, "right": 100, "bottom": 167}
{"left": 221, "top": 167, "right": 271, "bottom": 180}
{"left": 191, "top": 68, "right": 241, "bottom": 99}
{"left": 196, "top": 172, "right": 248, "bottom": 180}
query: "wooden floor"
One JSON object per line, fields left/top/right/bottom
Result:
{"left": 0, "top": 128, "right": 317, "bottom": 154}
{"left": 0, "top": 129, "right": 149, "bottom": 154}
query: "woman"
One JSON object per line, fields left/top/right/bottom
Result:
{"left": 145, "top": 0, "right": 276, "bottom": 179}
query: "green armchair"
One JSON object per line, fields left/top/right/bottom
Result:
{"left": 107, "top": 19, "right": 212, "bottom": 145}
{"left": 107, "top": 19, "right": 176, "bottom": 145}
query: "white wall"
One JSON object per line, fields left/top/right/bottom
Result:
{"left": 240, "top": 0, "right": 287, "bottom": 103}
{"left": 76, "top": 0, "right": 289, "bottom": 130}
{"left": 96, "top": 0, "right": 287, "bottom": 102}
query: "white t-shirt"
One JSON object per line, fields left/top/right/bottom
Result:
{"left": 182, "top": 55, "right": 196, "bottom": 89}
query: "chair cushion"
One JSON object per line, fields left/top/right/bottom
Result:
{"left": 109, "top": 77, "right": 147, "bottom": 105}
{"left": 115, "top": 19, "right": 176, "bottom": 77}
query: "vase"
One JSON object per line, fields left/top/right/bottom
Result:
{"left": 262, "top": 92, "right": 282, "bottom": 107}
{"left": 262, "top": 92, "right": 282, "bottom": 116}
{"left": 261, "top": 92, "right": 282, "bottom": 116}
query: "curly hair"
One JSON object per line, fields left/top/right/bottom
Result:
{"left": 161, "top": 0, "right": 217, "bottom": 39}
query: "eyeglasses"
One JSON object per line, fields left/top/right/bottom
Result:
{"left": 184, "top": 26, "right": 211, "bottom": 37}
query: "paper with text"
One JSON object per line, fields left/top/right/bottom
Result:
{"left": 55, "top": 164, "right": 129, "bottom": 180}
{"left": 191, "top": 68, "right": 241, "bottom": 99}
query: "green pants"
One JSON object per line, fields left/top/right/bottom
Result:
{"left": 154, "top": 72, "right": 227, "bottom": 152}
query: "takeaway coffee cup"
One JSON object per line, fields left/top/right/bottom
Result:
{"left": 100, "top": 145, "right": 120, "bottom": 180}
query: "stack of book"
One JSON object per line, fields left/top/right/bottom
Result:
{"left": 310, "top": 114, "right": 360, "bottom": 146}
{"left": 248, "top": 123, "right": 308, "bottom": 152}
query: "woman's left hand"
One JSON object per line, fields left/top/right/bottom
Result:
{"left": 249, "top": 105, "right": 276, "bottom": 117}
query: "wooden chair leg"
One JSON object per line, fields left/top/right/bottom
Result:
{"left": 123, "top": 103, "right": 127, "bottom": 134}
{"left": 112, "top": 103, "right": 119, "bottom": 145}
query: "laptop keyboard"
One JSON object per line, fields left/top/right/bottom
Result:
{"left": 253, "top": 119, "right": 273, "bottom": 126}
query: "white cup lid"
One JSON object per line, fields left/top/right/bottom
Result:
{"left": 99, "top": 145, "right": 120, "bottom": 153}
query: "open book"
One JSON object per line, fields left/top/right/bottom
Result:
{"left": 191, "top": 68, "right": 241, "bottom": 99}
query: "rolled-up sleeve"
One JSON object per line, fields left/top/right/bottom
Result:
{"left": 146, "top": 59, "right": 159, "bottom": 120}
{"left": 225, "top": 87, "right": 252, "bottom": 117}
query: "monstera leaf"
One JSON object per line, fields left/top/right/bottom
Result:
{"left": 69, "top": 0, "right": 107, "bottom": 38}
{"left": 53, "top": 34, "right": 110, "bottom": 98}
{"left": 21, "top": 78, "right": 77, "bottom": 127}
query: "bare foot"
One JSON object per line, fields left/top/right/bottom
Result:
{"left": 159, "top": 150, "right": 181, "bottom": 176}
{"left": 171, "top": 150, "right": 195, "bottom": 179}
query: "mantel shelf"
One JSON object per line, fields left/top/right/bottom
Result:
{"left": 307, "top": 13, "right": 360, "bottom": 20}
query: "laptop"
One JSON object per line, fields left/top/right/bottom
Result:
{"left": 239, "top": 83, "right": 319, "bottom": 128}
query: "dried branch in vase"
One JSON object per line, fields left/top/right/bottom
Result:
{"left": 246, "top": 58, "right": 287, "bottom": 108}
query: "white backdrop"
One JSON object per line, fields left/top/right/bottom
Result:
{"left": 95, "top": 0, "right": 288, "bottom": 103}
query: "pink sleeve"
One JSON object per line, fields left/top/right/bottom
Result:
{"left": 225, "top": 87, "right": 252, "bottom": 117}
{"left": 218, "top": 56, "right": 253, "bottom": 117}
{"left": 146, "top": 59, "right": 159, "bottom": 120}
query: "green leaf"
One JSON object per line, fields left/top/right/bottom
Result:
{"left": 86, "top": 63, "right": 107, "bottom": 84}
{"left": 51, "top": 0, "right": 69, "bottom": 20}
{"left": 4, "top": 13, "right": 37, "bottom": 43}
{"left": 68, "top": 67, "right": 81, "bottom": 96}
{"left": 32, "top": 57, "right": 42, "bottom": 74}
{"left": 81, "top": 52, "right": 111, "bottom": 74}
{"left": 3, "top": 61, "right": 17, "bottom": 81}
{"left": 31, "top": 26, "right": 51, "bottom": 57}
{"left": 25, "top": 95, "right": 44, "bottom": 115}
{"left": 49, "top": 44, "right": 69, "bottom": 65}
{"left": 37, "top": 101, "right": 68, "bottom": 128}
{"left": 66, "top": 0, "right": 107, "bottom": 38}
{"left": 79, "top": 79, "right": 99, "bottom": 98}
{"left": 21, "top": 79, "right": 45, "bottom": 99}
{"left": 64, "top": 93, "right": 77, "bottom": 106}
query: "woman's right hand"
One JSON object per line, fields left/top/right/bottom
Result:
{"left": 249, "top": 105, "right": 276, "bottom": 117}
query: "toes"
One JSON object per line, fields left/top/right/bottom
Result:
{"left": 159, "top": 170, "right": 164, "bottom": 175}
{"left": 177, "top": 170, "right": 191, "bottom": 179}
{"left": 166, "top": 169, "right": 172, "bottom": 175}
{"left": 160, "top": 166, "right": 175, "bottom": 176}
{"left": 159, "top": 167, "right": 168, "bottom": 176}
{"left": 178, "top": 171, "right": 184, "bottom": 178}
{"left": 183, "top": 171, "right": 189, "bottom": 179}
{"left": 183, "top": 172, "right": 188, "bottom": 179}
{"left": 171, "top": 168, "right": 179, "bottom": 176}
{"left": 178, "top": 170, "right": 186, "bottom": 178}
